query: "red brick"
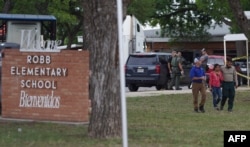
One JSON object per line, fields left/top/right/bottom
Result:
{"left": 2, "top": 50, "right": 90, "bottom": 122}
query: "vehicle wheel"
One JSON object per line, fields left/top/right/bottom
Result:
{"left": 156, "top": 85, "right": 162, "bottom": 90}
{"left": 242, "top": 78, "right": 247, "bottom": 85}
{"left": 188, "top": 82, "right": 192, "bottom": 89}
{"left": 128, "top": 84, "right": 139, "bottom": 92}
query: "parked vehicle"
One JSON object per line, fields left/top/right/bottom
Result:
{"left": 207, "top": 55, "right": 225, "bottom": 69}
{"left": 233, "top": 59, "right": 248, "bottom": 85}
{"left": 125, "top": 52, "right": 171, "bottom": 92}
{"left": 188, "top": 55, "right": 225, "bottom": 89}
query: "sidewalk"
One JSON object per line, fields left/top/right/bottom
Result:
{"left": 0, "top": 86, "right": 248, "bottom": 123}
{"left": 126, "top": 86, "right": 250, "bottom": 98}
{"left": 0, "top": 116, "right": 88, "bottom": 125}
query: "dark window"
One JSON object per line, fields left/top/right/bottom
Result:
{"left": 127, "top": 55, "right": 157, "bottom": 65}
{"left": 158, "top": 55, "right": 170, "bottom": 64}
{"left": 137, "top": 24, "right": 140, "bottom": 32}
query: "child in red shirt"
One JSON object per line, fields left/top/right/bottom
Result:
{"left": 209, "top": 64, "right": 224, "bottom": 110}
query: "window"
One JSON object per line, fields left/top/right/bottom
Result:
{"left": 137, "top": 24, "right": 140, "bottom": 32}
{"left": 127, "top": 55, "right": 157, "bottom": 65}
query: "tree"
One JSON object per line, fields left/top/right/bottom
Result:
{"left": 1, "top": 0, "right": 83, "bottom": 48}
{"left": 128, "top": 0, "right": 250, "bottom": 54}
{"left": 46, "top": 0, "right": 83, "bottom": 48}
{"left": 127, "top": 0, "right": 156, "bottom": 24}
{"left": 83, "top": 0, "right": 130, "bottom": 138}
{"left": 128, "top": 0, "right": 250, "bottom": 42}
{"left": 227, "top": 0, "right": 250, "bottom": 55}
{"left": 227, "top": 0, "right": 250, "bottom": 37}
{"left": 1, "top": 0, "right": 13, "bottom": 13}
{"left": 196, "top": 0, "right": 250, "bottom": 37}
{"left": 196, "top": 0, "right": 250, "bottom": 55}
{"left": 128, "top": 0, "right": 212, "bottom": 41}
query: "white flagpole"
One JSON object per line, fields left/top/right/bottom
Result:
{"left": 116, "top": 0, "right": 128, "bottom": 147}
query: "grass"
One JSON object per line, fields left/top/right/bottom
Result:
{"left": 1, "top": 91, "right": 250, "bottom": 147}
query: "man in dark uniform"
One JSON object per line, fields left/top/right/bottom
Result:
{"left": 168, "top": 50, "right": 184, "bottom": 90}
{"left": 167, "top": 50, "right": 175, "bottom": 90}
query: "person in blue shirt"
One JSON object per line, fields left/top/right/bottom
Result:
{"left": 189, "top": 58, "right": 207, "bottom": 113}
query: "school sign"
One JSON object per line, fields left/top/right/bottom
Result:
{"left": 1, "top": 37, "right": 89, "bottom": 122}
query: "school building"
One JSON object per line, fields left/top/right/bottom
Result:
{"left": 144, "top": 23, "right": 240, "bottom": 62}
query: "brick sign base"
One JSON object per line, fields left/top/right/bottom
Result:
{"left": 1, "top": 49, "right": 89, "bottom": 122}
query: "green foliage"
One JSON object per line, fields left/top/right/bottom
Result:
{"left": 128, "top": 0, "right": 250, "bottom": 41}
{"left": 8, "top": 0, "right": 81, "bottom": 23}
{"left": 128, "top": 0, "right": 213, "bottom": 41}
{"left": 1, "top": 0, "right": 83, "bottom": 46}
{"left": 127, "top": 0, "right": 157, "bottom": 25}
{"left": 11, "top": 0, "right": 40, "bottom": 14}
{"left": 196, "top": 0, "right": 250, "bottom": 34}
{"left": 47, "top": 0, "right": 79, "bottom": 24}
{"left": 241, "top": 0, "right": 250, "bottom": 11}
{"left": 196, "top": 0, "right": 231, "bottom": 23}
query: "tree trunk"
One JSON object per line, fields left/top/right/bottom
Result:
{"left": 228, "top": 0, "right": 250, "bottom": 38}
{"left": 83, "top": 0, "right": 130, "bottom": 138}
{"left": 66, "top": 34, "right": 74, "bottom": 49}
{"left": 60, "top": 33, "right": 67, "bottom": 46}
{"left": 227, "top": 0, "right": 250, "bottom": 56}
{"left": 2, "top": 0, "right": 12, "bottom": 13}
{"left": 66, "top": 20, "right": 83, "bottom": 49}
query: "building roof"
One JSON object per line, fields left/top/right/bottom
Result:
{"left": 244, "top": 11, "right": 250, "bottom": 20}
{"left": 0, "top": 13, "right": 56, "bottom": 21}
{"left": 144, "top": 29, "right": 161, "bottom": 38}
{"left": 224, "top": 33, "right": 248, "bottom": 41}
{"left": 144, "top": 23, "right": 230, "bottom": 38}
{"left": 145, "top": 37, "right": 170, "bottom": 42}
{"left": 207, "top": 23, "right": 230, "bottom": 36}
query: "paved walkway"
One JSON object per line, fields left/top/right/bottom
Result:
{"left": 0, "top": 116, "right": 88, "bottom": 125}
{"left": 126, "top": 86, "right": 250, "bottom": 98}
{"left": 0, "top": 86, "right": 249, "bottom": 124}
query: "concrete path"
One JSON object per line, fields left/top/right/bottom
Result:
{"left": 0, "top": 86, "right": 249, "bottom": 124}
{"left": 126, "top": 86, "right": 250, "bottom": 98}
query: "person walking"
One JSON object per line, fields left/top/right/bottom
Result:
{"left": 168, "top": 50, "right": 184, "bottom": 90}
{"left": 167, "top": 50, "right": 175, "bottom": 90}
{"left": 200, "top": 48, "right": 208, "bottom": 70}
{"left": 220, "top": 57, "right": 238, "bottom": 112}
{"left": 177, "top": 51, "right": 185, "bottom": 63}
{"left": 189, "top": 59, "right": 206, "bottom": 113}
{"left": 209, "top": 64, "right": 223, "bottom": 110}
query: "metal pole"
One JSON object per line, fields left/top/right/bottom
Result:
{"left": 246, "top": 40, "right": 249, "bottom": 87}
{"left": 116, "top": 0, "right": 128, "bottom": 147}
{"left": 223, "top": 40, "right": 227, "bottom": 62}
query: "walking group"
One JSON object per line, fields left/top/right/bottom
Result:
{"left": 189, "top": 48, "right": 238, "bottom": 113}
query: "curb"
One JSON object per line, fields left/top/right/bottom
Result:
{"left": 126, "top": 87, "right": 250, "bottom": 98}
{"left": 0, "top": 116, "right": 89, "bottom": 125}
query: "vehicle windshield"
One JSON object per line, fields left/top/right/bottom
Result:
{"left": 207, "top": 58, "right": 224, "bottom": 65}
{"left": 127, "top": 55, "right": 157, "bottom": 65}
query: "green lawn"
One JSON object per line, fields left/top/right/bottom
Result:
{"left": 0, "top": 91, "right": 250, "bottom": 147}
